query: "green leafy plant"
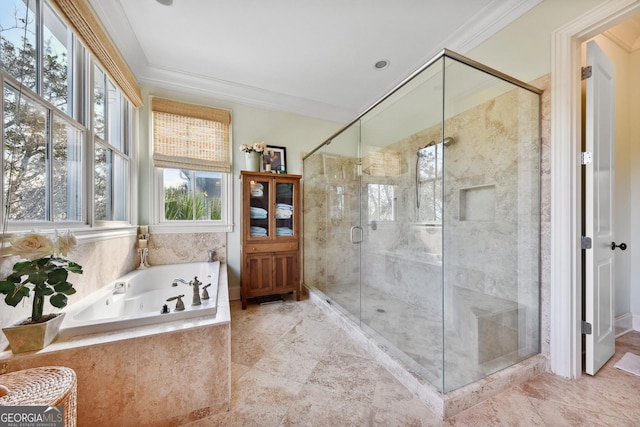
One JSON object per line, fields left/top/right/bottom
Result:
{"left": 0, "top": 231, "right": 83, "bottom": 323}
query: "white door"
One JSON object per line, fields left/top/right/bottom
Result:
{"left": 584, "top": 40, "right": 616, "bottom": 376}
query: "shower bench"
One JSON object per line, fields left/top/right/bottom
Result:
{"left": 453, "top": 286, "right": 524, "bottom": 365}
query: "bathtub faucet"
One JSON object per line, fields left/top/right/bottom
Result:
{"left": 172, "top": 278, "right": 190, "bottom": 287}
{"left": 191, "top": 276, "right": 202, "bottom": 306}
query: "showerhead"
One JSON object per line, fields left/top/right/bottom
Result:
{"left": 417, "top": 136, "right": 456, "bottom": 156}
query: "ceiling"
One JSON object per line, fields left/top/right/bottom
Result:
{"left": 605, "top": 15, "right": 640, "bottom": 52}
{"left": 88, "top": 0, "right": 541, "bottom": 123}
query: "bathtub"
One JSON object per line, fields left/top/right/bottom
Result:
{"left": 59, "top": 261, "right": 220, "bottom": 338}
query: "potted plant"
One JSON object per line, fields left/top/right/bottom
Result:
{"left": 0, "top": 230, "right": 82, "bottom": 353}
{"left": 240, "top": 142, "right": 267, "bottom": 171}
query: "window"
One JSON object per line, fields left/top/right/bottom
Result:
{"left": 93, "top": 64, "right": 130, "bottom": 222}
{"left": 163, "top": 169, "right": 222, "bottom": 221}
{"left": 152, "top": 98, "right": 231, "bottom": 228}
{"left": 1, "top": 0, "right": 139, "bottom": 230}
{"left": 417, "top": 143, "right": 443, "bottom": 223}
{"left": 368, "top": 183, "right": 395, "bottom": 222}
{"left": 2, "top": 1, "right": 82, "bottom": 225}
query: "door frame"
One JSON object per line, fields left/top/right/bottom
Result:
{"left": 550, "top": 0, "right": 640, "bottom": 379}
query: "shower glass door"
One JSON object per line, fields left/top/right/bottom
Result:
{"left": 359, "top": 57, "right": 446, "bottom": 385}
{"left": 302, "top": 49, "right": 541, "bottom": 395}
{"left": 302, "top": 122, "right": 362, "bottom": 321}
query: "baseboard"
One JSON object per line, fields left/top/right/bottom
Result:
{"left": 616, "top": 313, "right": 634, "bottom": 337}
{"left": 633, "top": 313, "right": 640, "bottom": 332}
{"left": 228, "top": 285, "right": 241, "bottom": 301}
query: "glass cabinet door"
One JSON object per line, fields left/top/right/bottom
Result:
{"left": 249, "top": 179, "right": 271, "bottom": 238}
{"left": 275, "top": 182, "right": 295, "bottom": 238}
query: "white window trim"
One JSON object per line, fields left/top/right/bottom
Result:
{"left": 150, "top": 167, "right": 233, "bottom": 233}
{"left": 1, "top": 225, "right": 136, "bottom": 245}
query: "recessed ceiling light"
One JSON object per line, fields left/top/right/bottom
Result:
{"left": 156, "top": 0, "right": 173, "bottom": 5}
{"left": 374, "top": 59, "right": 390, "bottom": 70}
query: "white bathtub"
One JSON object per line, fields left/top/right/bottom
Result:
{"left": 59, "top": 261, "right": 220, "bottom": 338}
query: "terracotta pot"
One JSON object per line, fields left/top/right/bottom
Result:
{"left": 2, "top": 313, "right": 65, "bottom": 354}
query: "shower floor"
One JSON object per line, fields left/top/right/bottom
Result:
{"left": 320, "top": 282, "right": 535, "bottom": 392}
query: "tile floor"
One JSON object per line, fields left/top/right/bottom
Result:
{"left": 184, "top": 295, "right": 640, "bottom": 426}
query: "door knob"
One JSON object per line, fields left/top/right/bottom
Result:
{"left": 611, "top": 242, "right": 627, "bottom": 251}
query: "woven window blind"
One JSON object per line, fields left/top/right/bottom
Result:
{"left": 152, "top": 98, "right": 231, "bottom": 173}
{"left": 49, "top": 0, "right": 143, "bottom": 107}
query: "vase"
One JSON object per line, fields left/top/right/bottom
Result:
{"left": 244, "top": 152, "right": 261, "bottom": 171}
{"left": 2, "top": 312, "right": 66, "bottom": 354}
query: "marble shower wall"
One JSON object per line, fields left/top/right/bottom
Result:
{"left": 303, "top": 153, "right": 361, "bottom": 314}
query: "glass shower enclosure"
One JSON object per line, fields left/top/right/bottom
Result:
{"left": 303, "top": 49, "right": 541, "bottom": 393}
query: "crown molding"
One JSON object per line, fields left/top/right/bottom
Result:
{"left": 88, "top": 0, "right": 541, "bottom": 121}
{"left": 139, "top": 65, "right": 355, "bottom": 122}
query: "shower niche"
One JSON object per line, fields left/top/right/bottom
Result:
{"left": 302, "top": 49, "right": 541, "bottom": 407}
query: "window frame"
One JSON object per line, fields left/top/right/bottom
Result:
{"left": 0, "top": 0, "right": 136, "bottom": 237}
{"left": 151, "top": 166, "right": 233, "bottom": 233}
{"left": 416, "top": 143, "right": 443, "bottom": 225}
{"left": 91, "top": 61, "right": 132, "bottom": 227}
{"left": 149, "top": 96, "right": 233, "bottom": 233}
{"left": 366, "top": 182, "right": 396, "bottom": 223}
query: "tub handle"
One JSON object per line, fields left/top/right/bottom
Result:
{"left": 166, "top": 295, "right": 185, "bottom": 311}
{"left": 202, "top": 283, "right": 212, "bottom": 300}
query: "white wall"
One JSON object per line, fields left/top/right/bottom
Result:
{"left": 137, "top": 86, "right": 342, "bottom": 292}
{"left": 467, "top": 0, "right": 606, "bottom": 83}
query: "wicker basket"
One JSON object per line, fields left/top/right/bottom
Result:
{"left": 0, "top": 366, "right": 77, "bottom": 427}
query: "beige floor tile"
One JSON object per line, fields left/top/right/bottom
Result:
{"left": 253, "top": 340, "right": 321, "bottom": 383}
{"left": 183, "top": 298, "right": 640, "bottom": 427}
{"left": 230, "top": 328, "right": 281, "bottom": 367}
{"left": 527, "top": 396, "right": 637, "bottom": 427}
{"left": 446, "top": 390, "right": 545, "bottom": 426}
{"left": 371, "top": 371, "right": 440, "bottom": 422}
{"left": 279, "top": 383, "right": 373, "bottom": 427}
{"left": 230, "top": 367, "right": 303, "bottom": 426}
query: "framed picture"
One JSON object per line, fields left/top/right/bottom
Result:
{"left": 261, "top": 145, "right": 286, "bottom": 172}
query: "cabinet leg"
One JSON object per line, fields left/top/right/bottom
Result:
{"left": 241, "top": 295, "right": 247, "bottom": 310}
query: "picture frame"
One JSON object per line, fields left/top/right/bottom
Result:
{"left": 261, "top": 145, "right": 287, "bottom": 173}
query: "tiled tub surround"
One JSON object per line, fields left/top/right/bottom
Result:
{"left": 147, "top": 232, "right": 227, "bottom": 265}
{"left": 0, "top": 265, "right": 231, "bottom": 426}
{"left": 0, "top": 231, "right": 227, "bottom": 349}
{"left": 0, "top": 235, "right": 138, "bottom": 351}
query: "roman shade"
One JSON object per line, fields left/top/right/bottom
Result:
{"left": 152, "top": 98, "right": 231, "bottom": 173}
{"left": 49, "top": 0, "right": 143, "bottom": 107}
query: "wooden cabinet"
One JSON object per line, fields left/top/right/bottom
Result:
{"left": 240, "top": 171, "right": 301, "bottom": 309}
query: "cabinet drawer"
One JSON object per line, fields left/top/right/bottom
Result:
{"left": 244, "top": 242, "right": 298, "bottom": 253}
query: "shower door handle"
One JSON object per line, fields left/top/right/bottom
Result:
{"left": 350, "top": 226, "right": 363, "bottom": 244}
